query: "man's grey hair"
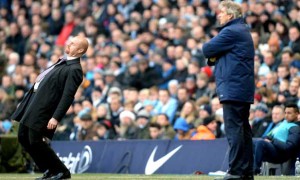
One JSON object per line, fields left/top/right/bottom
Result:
{"left": 219, "top": 0, "right": 242, "bottom": 19}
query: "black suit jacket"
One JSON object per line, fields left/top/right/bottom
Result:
{"left": 11, "top": 58, "right": 83, "bottom": 139}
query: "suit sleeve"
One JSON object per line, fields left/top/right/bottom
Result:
{"left": 202, "top": 28, "right": 235, "bottom": 58}
{"left": 53, "top": 67, "right": 83, "bottom": 121}
{"left": 272, "top": 126, "right": 300, "bottom": 153}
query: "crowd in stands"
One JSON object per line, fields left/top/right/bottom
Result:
{"left": 0, "top": 0, "right": 300, "bottom": 141}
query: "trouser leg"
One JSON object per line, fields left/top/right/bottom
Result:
{"left": 28, "top": 127, "right": 69, "bottom": 174}
{"left": 18, "top": 123, "right": 69, "bottom": 174}
{"left": 241, "top": 105, "right": 253, "bottom": 176}
{"left": 253, "top": 139, "right": 279, "bottom": 174}
{"left": 223, "top": 101, "right": 252, "bottom": 176}
{"left": 18, "top": 123, "right": 48, "bottom": 172}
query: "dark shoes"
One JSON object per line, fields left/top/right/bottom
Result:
{"left": 214, "top": 174, "right": 241, "bottom": 180}
{"left": 35, "top": 170, "right": 53, "bottom": 180}
{"left": 48, "top": 171, "right": 71, "bottom": 180}
{"left": 214, "top": 174, "right": 254, "bottom": 180}
{"left": 36, "top": 170, "right": 71, "bottom": 180}
{"left": 242, "top": 175, "right": 254, "bottom": 180}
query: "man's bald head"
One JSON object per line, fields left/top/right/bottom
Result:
{"left": 74, "top": 36, "right": 89, "bottom": 55}
{"left": 65, "top": 36, "right": 89, "bottom": 57}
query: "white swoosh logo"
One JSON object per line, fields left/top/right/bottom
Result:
{"left": 145, "top": 145, "right": 182, "bottom": 175}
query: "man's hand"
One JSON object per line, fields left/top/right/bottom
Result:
{"left": 264, "top": 138, "right": 271, "bottom": 143}
{"left": 209, "top": 57, "right": 216, "bottom": 62}
{"left": 207, "top": 57, "right": 217, "bottom": 66}
{"left": 47, "top": 118, "right": 58, "bottom": 129}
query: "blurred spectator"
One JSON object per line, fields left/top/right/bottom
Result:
{"left": 283, "top": 78, "right": 300, "bottom": 104}
{"left": 107, "top": 90, "right": 123, "bottom": 126}
{"left": 153, "top": 89, "right": 177, "bottom": 124}
{"left": 195, "top": 72, "right": 209, "bottom": 99}
{"left": 290, "top": 60, "right": 300, "bottom": 79}
{"left": 94, "top": 119, "right": 114, "bottom": 140}
{"left": 91, "top": 87, "right": 104, "bottom": 107}
{"left": 135, "top": 109, "right": 150, "bottom": 139}
{"left": 277, "top": 64, "right": 290, "bottom": 83}
{"left": 191, "top": 116, "right": 217, "bottom": 140}
{"left": 1, "top": 75, "right": 14, "bottom": 96}
{"left": 96, "top": 104, "right": 110, "bottom": 122}
{"left": 195, "top": 104, "right": 212, "bottom": 127}
{"left": 48, "top": 8, "right": 64, "bottom": 36}
{"left": 261, "top": 105, "right": 285, "bottom": 138}
{"left": 173, "top": 117, "right": 195, "bottom": 140}
{"left": 211, "top": 97, "right": 222, "bottom": 115}
{"left": 176, "top": 87, "right": 189, "bottom": 113}
{"left": 288, "top": 26, "right": 300, "bottom": 54}
{"left": 155, "top": 113, "right": 176, "bottom": 139}
{"left": 174, "top": 58, "right": 188, "bottom": 84}
{"left": 167, "top": 79, "right": 179, "bottom": 98}
{"left": 77, "top": 113, "right": 98, "bottom": 141}
{"left": 117, "top": 110, "right": 137, "bottom": 140}
{"left": 6, "top": 52, "right": 19, "bottom": 75}
{"left": 280, "top": 49, "right": 294, "bottom": 67}
{"left": 158, "top": 59, "right": 176, "bottom": 89}
{"left": 14, "top": 85, "right": 26, "bottom": 105}
{"left": 185, "top": 75, "right": 197, "bottom": 99}
{"left": 0, "top": 87, "right": 15, "bottom": 123}
{"left": 56, "top": 9, "right": 75, "bottom": 46}
{"left": 148, "top": 122, "right": 163, "bottom": 140}
{"left": 136, "top": 58, "right": 161, "bottom": 90}
{"left": 5, "top": 22, "right": 23, "bottom": 56}
{"left": 174, "top": 100, "right": 197, "bottom": 125}
{"left": 252, "top": 103, "right": 271, "bottom": 137}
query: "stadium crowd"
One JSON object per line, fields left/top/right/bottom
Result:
{"left": 0, "top": 0, "right": 300, "bottom": 142}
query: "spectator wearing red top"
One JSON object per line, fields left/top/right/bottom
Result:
{"left": 56, "top": 9, "right": 75, "bottom": 46}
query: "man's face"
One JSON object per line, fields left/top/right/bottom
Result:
{"left": 285, "top": 107, "right": 298, "bottom": 122}
{"left": 218, "top": 7, "right": 232, "bottom": 25}
{"left": 177, "top": 89, "right": 187, "bottom": 101}
{"left": 159, "top": 90, "right": 169, "bottom": 104}
{"left": 149, "top": 127, "right": 161, "bottom": 139}
{"left": 82, "top": 120, "right": 93, "bottom": 129}
{"left": 289, "top": 81, "right": 299, "bottom": 95}
{"left": 289, "top": 27, "right": 300, "bottom": 42}
{"left": 156, "top": 115, "right": 168, "bottom": 126}
{"left": 272, "top": 107, "right": 284, "bottom": 123}
{"left": 65, "top": 37, "right": 81, "bottom": 57}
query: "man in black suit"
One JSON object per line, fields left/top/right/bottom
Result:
{"left": 11, "top": 36, "right": 89, "bottom": 180}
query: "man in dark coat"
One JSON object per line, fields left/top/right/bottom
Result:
{"left": 11, "top": 36, "right": 89, "bottom": 180}
{"left": 202, "top": 1, "right": 255, "bottom": 179}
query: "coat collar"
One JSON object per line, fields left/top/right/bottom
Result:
{"left": 66, "top": 58, "right": 80, "bottom": 65}
{"left": 218, "top": 17, "right": 245, "bottom": 30}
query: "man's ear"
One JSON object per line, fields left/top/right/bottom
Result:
{"left": 78, "top": 48, "right": 84, "bottom": 54}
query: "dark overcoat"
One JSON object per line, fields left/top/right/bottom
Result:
{"left": 11, "top": 58, "right": 83, "bottom": 139}
{"left": 202, "top": 18, "right": 255, "bottom": 103}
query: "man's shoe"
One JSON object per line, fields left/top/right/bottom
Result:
{"left": 48, "top": 171, "right": 71, "bottom": 180}
{"left": 214, "top": 173, "right": 242, "bottom": 180}
{"left": 242, "top": 175, "right": 254, "bottom": 180}
{"left": 35, "top": 169, "right": 53, "bottom": 180}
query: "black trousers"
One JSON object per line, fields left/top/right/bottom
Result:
{"left": 18, "top": 123, "right": 69, "bottom": 174}
{"left": 222, "top": 101, "right": 253, "bottom": 176}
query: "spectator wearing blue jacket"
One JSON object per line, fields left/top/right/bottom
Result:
{"left": 153, "top": 89, "right": 177, "bottom": 124}
{"left": 202, "top": 1, "right": 255, "bottom": 179}
{"left": 253, "top": 104, "right": 300, "bottom": 175}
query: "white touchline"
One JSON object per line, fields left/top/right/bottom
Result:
{"left": 145, "top": 145, "right": 183, "bottom": 175}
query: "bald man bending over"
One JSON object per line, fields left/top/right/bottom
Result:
{"left": 11, "top": 36, "right": 89, "bottom": 180}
